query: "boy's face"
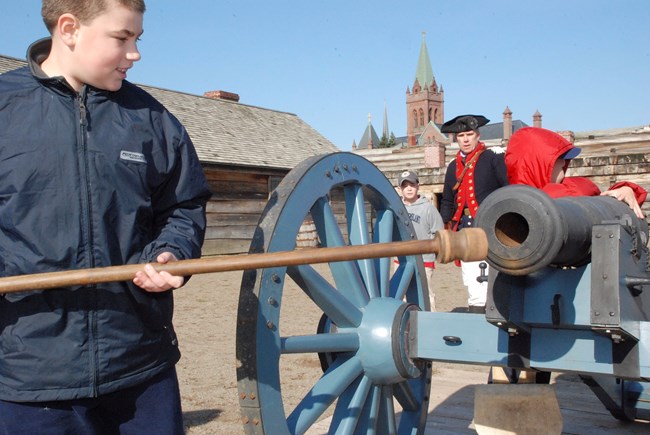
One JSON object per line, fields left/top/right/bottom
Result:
{"left": 400, "top": 181, "right": 419, "bottom": 203}
{"left": 69, "top": 3, "right": 143, "bottom": 91}
{"left": 551, "top": 158, "right": 569, "bottom": 184}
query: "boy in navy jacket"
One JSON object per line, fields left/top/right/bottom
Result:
{"left": 0, "top": 1, "right": 211, "bottom": 433}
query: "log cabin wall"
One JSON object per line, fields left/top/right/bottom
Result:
{"left": 202, "top": 165, "right": 330, "bottom": 256}
{"left": 202, "top": 166, "right": 286, "bottom": 256}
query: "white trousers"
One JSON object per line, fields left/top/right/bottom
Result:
{"left": 461, "top": 260, "right": 488, "bottom": 307}
{"left": 425, "top": 266, "right": 436, "bottom": 311}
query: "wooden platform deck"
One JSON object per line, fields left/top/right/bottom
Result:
{"left": 425, "top": 363, "right": 649, "bottom": 434}
{"left": 308, "top": 363, "right": 650, "bottom": 434}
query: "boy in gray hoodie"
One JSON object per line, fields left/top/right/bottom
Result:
{"left": 398, "top": 170, "right": 444, "bottom": 310}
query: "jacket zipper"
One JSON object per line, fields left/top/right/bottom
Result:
{"left": 77, "top": 89, "right": 99, "bottom": 397}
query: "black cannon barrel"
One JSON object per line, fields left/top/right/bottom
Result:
{"left": 475, "top": 185, "right": 648, "bottom": 275}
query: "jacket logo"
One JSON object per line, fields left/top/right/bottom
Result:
{"left": 120, "top": 150, "right": 147, "bottom": 164}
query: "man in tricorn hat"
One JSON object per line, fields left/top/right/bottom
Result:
{"left": 440, "top": 115, "right": 508, "bottom": 313}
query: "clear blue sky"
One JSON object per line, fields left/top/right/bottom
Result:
{"left": 2, "top": 0, "right": 649, "bottom": 149}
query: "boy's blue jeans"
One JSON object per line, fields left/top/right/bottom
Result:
{"left": 0, "top": 366, "right": 183, "bottom": 435}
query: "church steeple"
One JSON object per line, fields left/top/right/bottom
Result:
{"left": 414, "top": 32, "right": 435, "bottom": 89}
{"left": 382, "top": 100, "right": 389, "bottom": 139}
{"left": 358, "top": 113, "right": 380, "bottom": 149}
{"left": 405, "top": 32, "right": 444, "bottom": 146}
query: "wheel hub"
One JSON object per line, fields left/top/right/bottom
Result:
{"left": 354, "top": 298, "right": 421, "bottom": 384}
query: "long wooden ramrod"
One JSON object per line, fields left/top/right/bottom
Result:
{"left": 0, "top": 228, "right": 486, "bottom": 294}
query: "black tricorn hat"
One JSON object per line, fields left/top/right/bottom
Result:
{"left": 440, "top": 115, "right": 489, "bottom": 133}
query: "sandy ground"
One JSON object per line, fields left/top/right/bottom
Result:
{"left": 173, "top": 259, "right": 470, "bottom": 434}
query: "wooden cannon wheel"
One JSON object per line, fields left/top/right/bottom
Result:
{"left": 236, "top": 152, "right": 433, "bottom": 434}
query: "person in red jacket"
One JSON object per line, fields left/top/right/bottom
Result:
{"left": 506, "top": 127, "right": 646, "bottom": 217}
{"left": 494, "top": 126, "right": 646, "bottom": 385}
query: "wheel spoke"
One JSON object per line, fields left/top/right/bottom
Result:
{"left": 390, "top": 261, "right": 415, "bottom": 300}
{"left": 379, "top": 385, "right": 397, "bottom": 435}
{"left": 280, "top": 332, "right": 359, "bottom": 354}
{"left": 344, "top": 185, "right": 370, "bottom": 245}
{"left": 358, "top": 384, "right": 382, "bottom": 434}
{"left": 344, "top": 185, "right": 379, "bottom": 298}
{"left": 311, "top": 197, "right": 370, "bottom": 307}
{"left": 374, "top": 209, "right": 395, "bottom": 298}
{"left": 393, "top": 379, "right": 419, "bottom": 412}
{"left": 287, "top": 265, "right": 363, "bottom": 328}
{"left": 396, "top": 382, "right": 428, "bottom": 434}
{"left": 328, "top": 375, "right": 372, "bottom": 434}
{"left": 311, "top": 196, "right": 346, "bottom": 248}
{"left": 287, "top": 356, "right": 363, "bottom": 435}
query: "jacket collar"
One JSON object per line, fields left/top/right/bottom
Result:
{"left": 27, "top": 37, "right": 80, "bottom": 95}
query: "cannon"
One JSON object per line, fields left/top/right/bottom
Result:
{"left": 1, "top": 153, "right": 650, "bottom": 433}
{"left": 475, "top": 184, "right": 649, "bottom": 275}
{"left": 475, "top": 184, "right": 650, "bottom": 422}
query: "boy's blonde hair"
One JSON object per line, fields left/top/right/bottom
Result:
{"left": 42, "top": 0, "right": 146, "bottom": 33}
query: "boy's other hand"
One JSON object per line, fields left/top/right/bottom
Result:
{"left": 133, "top": 252, "right": 185, "bottom": 292}
{"left": 601, "top": 186, "right": 644, "bottom": 219}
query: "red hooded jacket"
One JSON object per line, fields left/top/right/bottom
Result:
{"left": 506, "top": 127, "right": 646, "bottom": 203}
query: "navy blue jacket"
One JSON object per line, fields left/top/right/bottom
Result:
{"left": 0, "top": 39, "right": 211, "bottom": 401}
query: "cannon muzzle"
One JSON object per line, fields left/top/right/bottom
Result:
{"left": 475, "top": 185, "right": 648, "bottom": 275}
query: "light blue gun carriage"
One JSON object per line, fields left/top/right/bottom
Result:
{"left": 236, "top": 152, "right": 650, "bottom": 434}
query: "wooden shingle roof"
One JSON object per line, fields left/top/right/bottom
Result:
{"left": 478, "top": 120, "right": 529, "bottom": 141}
{"left": 141, "top": 85, "right": 338, "bottom": 169}
{"left": 0, "top": 54, "right": 338, "bottom": 170}
{"left": 0, "top": 55, "right": 23, "bottom": 75}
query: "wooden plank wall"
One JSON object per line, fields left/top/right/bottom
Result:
{"left": 202, "top": 167, "right": 284, "bottom": 256}
{"left": 201, "top": 166, "right": 335, "bottom": 256}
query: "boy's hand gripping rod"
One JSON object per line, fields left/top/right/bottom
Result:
{"left": 0, "top": 229, "right": 486, "bottom": 294}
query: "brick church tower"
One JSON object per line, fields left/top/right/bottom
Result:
{"left": 406, "top": 32, "right": 444, "bottom": 146}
